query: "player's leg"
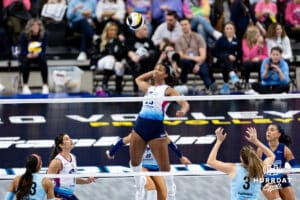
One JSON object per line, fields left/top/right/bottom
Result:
{"left": 130, "top": 130, "right": 147, "bottom": 200}
{"left": 151, "top": 176, "right": 167, "bottom": 200}
{"left": 142, "top": 168, "right": 157, "bottom": 200}
{"left": 262, "top": 184, "right": 281, "bottom": 200}
{"left": 149, "top": 138, "right": 176, "bottom": 199}
{"left": 279, "top": 186, "right": 295, "bottom": 200}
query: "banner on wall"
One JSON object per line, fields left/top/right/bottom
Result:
{"left": 0, "top": 98, "right": 299, "bottom": 175}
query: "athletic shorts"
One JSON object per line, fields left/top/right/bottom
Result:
{"left": 261, "top": 174, "right": 291, "bottom": 189}
{"left": 133, "top": 117, "right": 166, "bottom": 142}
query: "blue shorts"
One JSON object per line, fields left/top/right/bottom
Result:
{"left": 133, "top": 117, "right": 166, "bottom": 142}
{"left": 261, "top": 174, "right": 291, "bottom": 189}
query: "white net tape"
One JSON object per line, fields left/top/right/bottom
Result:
{"left": 0, "top": 168, "right": 299, "bottom": 180}
{"left": 0, "top": 93, "right": 299, "bottom": 104}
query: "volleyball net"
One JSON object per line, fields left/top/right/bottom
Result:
{"left": 0, "top": 94, "right": 300, "bottom": 198}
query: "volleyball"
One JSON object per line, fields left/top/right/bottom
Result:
{"left": 126, "top": 12, "right": 145, "bottom": 30}
{"left": 28, "top": 41, "right": 42, "bottom": 54}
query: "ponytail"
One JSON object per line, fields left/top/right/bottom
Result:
{"left": 276, "top": 125, "right": 292, "bottom": 147}
{"left": 16, "top": 154, "right": 40, "bottom": 200}
{"left": 240, "top": 146, "right": 264, "bottom": 180}
{"left": 50, "top": 133, "right": 65, "bottom": 161}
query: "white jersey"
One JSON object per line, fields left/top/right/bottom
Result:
{"left": 138, "top": 85, "right": 169, "bottom": 120}
{"left": 142, "top": 146, "right": 158, "bottom": 170}
{"left": 53, "top": 153, "right": 77, "bottom": 196}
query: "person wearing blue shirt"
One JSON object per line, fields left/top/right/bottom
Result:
{"left": 251, "top": 46, "right": 290, "bottom": 94}
{"left": 207, "top": 127, "right": 275, "bottom": 200}
{"left": 66, "top": 0, "right": 98, "bottom": 61}
{"left": 4, "top": 154, "right": 56, "bottom": 200}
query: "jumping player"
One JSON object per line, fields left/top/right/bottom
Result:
{"left": 106, "top": 133, "right": 191, "bottom": 200}
{"left": 47, "top": 133, "right": 94, "bottom": 200}
{"left": 257, "top": 124, "right": 297, "bottom": 200}
{"left": 5, "top": 154, "right": 56, "bottom": 200}
{"left": 207, "top": 127, "right": 275, "bottom": 200}
{"left": 130, "top": 63, "right": 190, "bottom": 200}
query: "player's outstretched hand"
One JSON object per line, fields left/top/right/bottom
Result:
{"left": 215, "top": 127, "right": 227, "bottom": 143}
{"left": 245, "top": 127, "right": 259, "bottom": 144}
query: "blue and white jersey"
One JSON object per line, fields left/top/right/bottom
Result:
{"left": 231, "top": 164, "right": 260, "bottom": 200}
{"left": 53, "top": 153, "right": 77, "bottom": 196}
{"left": 25, "top": 173, "right": 47, "bottom": 200}
{"left": 138, "top": 85, "right": 169, "bottom": 121}
{"left": 262, "top": 143, "right": 286, "bottom": 179}
{"left": 142, "top": 146, "right": 159, "bottom": 171}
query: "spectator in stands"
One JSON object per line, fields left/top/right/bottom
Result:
{"left": 266, "top": 23, "right": 293, "bottom": 62}
{"left": 91, "top": 22, "right": 126, "bottom": 94}
{"left": 213, "top": 22, "right": 241, "bottom": 94}
{"left": 96, "top": 0, "right": 126, "bottom": 36}
{"left": 183, "top": 0, "right": 223, "bottom": 42}
{"left": 151, "top": 10, "right": 182, "bottom": 46}
{"left": 157, "top": 38, "right": 189, "bottom": 95}
{"left": 0, "top": 2, "right": 10, "bottom": 60}
{"left": 126, "top": 0, "right": 152, "bottom": 37}
{"left": 285, "top": 0, "right": 300, "bottom": 39}
{"left": 151, "top": 0, "right": 183, "bottom": 28}
{"left": 127, "top": 24, "right": 157, "bottom": 93}
{"left": 241, "top": 25, "right": 268, "bottom": 89}
{"left": 41, "top": 0, "right": 67, "bottom": 22}
{"left": 19, "top": 18, "right": 49, "bottom": 95}
{"left": 255, "top": 0, "right": 277, "bottom": 30}
{"left": 230, "top": 0, "right": 258, "bottom": 40}
{"left": 66, "top": 0, "right": 98, "bottom": 61}
{"left": 175, "top": 18, "right": 217, "bottom": 94}
{"left": 210, "top": 0, "right": 231, "bottom": 32}
{"left": 3, "top": 0, "right": 32, "bottom": 52}
{"left": 251, "top": 46, "right": 290, "bottom": 94}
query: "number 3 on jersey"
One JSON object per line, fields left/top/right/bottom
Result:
{"left": 243, "top": 176, "right": 250, "bottom": 190}
{"left": 30, "top": 181, "right": 37, "bottom": 195}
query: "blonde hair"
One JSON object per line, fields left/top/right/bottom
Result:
{"left": 100, "top": 23, "right": 118, "bottom": 52}
{"left": 244, "top": 25, "right": 259, "bottom": 48}
{"left": 240, "top": 145, "right": 264, "bottom": 180}
{"left": 24, "top": 18, "right": 45, "bottom": 40}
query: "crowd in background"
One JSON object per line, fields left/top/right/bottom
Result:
{"left": 0, "top": 0, "right": 299, "bottom": 95}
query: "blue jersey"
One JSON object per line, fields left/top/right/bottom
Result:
{"left": 142, "top": 146, "right": 159, "bottom": 171}
{"left": 138, "top": 85, "right": 169, "bottom": 121}
{"left": 262, "top": 143, "right": 286, "bottom": 179}
{"left": 27, "top": 173, "right": 47, "bottom": 200}
{"left": 231, "top": 164, "right": 260, "bottom": 200}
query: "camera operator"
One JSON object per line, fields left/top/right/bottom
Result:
{"left": 157, "top": 38, "right": 189, "bottom": 95}
{"left": 251, "top": 46, "right": 290, "bottom": 94}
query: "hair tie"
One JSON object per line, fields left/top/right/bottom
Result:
{"left": 31, "top": 154, "right": 41, "bottom": 171}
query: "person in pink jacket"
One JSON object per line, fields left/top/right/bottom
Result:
{"left": 241, "top": 25, "right": 268, "bottom": 89}
{"left": 285, "top": 0, "right": 300, "bottom": 39}
{"left": 3, "top": 0, "right": 31, "bottom": 10}
{"left": 255, "top": 0, "right": 277, "bottom": 29}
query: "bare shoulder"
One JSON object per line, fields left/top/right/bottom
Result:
{"left": 48, "top": 158, "right": 62, "bottom": 173}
